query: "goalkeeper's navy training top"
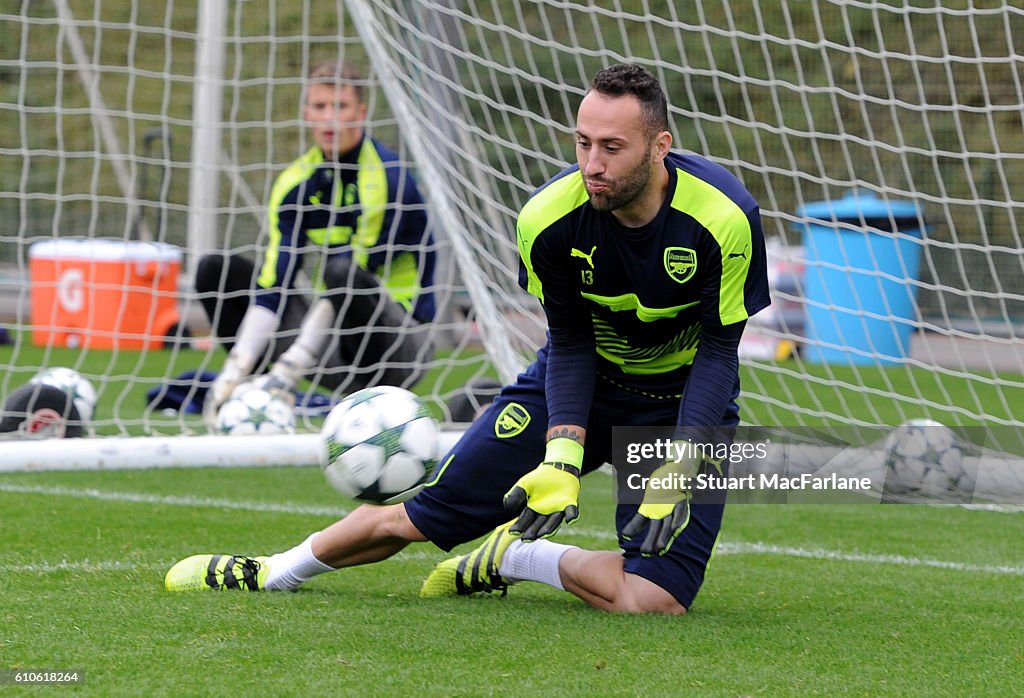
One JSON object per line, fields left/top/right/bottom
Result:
{"left": 516, "top": 151, "right": 770, "bottom": 435}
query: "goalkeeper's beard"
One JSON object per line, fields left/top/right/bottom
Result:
{"left": 583, "top": 156, "right": 653, "bottom": 212}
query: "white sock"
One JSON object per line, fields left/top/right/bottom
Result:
{"left": 264, "top": 532, "right": 335, "bottom": 591}
{"left": 497, "top": 539, "right": 577, "bottom": 591}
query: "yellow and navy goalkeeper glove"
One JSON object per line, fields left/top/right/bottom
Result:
{"left": 504, "top": 437, "right": 584, "bottom": 541}
{"left": 621, "top": 449, "right": 721, "bottom": 556}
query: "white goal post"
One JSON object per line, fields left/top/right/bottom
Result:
{"left": 0, "top": 1, "right": 1021, "bottom": 497}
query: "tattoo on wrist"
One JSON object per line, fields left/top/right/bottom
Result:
{"left": 548, "top": 427, "right": 583, "bottom": 444}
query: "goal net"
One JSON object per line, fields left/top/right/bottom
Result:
{"left": 1, "top": 1, "right": 1021, "bottom": 501}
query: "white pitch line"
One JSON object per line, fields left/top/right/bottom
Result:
{"left": 3, "top": 482, "right": 1022, "bottom": 577}
{"left": 0, "top": 482, "right": 349, "bottom": 518}
{"left": 714, "top": 541, "right": 1024, "bottom": 576}
{"left": 5, "top": 545, "right": 1023, "bottom": 578}
{"left": 0, "top": 560, "right": 168, "bottom": 574}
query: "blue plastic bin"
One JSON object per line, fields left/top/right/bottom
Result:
{"left": 797, "top": 192, "right": 925, "bottom": 364}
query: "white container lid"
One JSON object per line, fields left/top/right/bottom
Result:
{"left": 29, "top": 238, "right": 182, "bottom": 263}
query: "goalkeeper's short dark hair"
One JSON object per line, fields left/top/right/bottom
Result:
{"left": 589, "top": 63, "right": 669, "bottom": 140}
{"left": 306, "top": 60, "right": 366, "bottom": 103}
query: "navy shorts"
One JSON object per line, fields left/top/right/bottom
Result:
{"left": 404, "top": 355, "right": 733, "bottom": 609}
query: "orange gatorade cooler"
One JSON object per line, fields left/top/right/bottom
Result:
{"left": 30, "top": 239, "right": 182, "bottom": 349}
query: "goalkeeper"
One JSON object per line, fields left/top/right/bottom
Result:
{"left": 167, "top": 63, "right": 769, "bottom": 615}
{"left": 196, "top": 60, "right": 436, "bottom": 427}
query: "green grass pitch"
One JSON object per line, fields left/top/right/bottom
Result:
{"left": 2, "top": 464, "right": 1022, "bottom": 695}
{"left": 2, "top": 341, "right": 1022, "bottom": 693}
